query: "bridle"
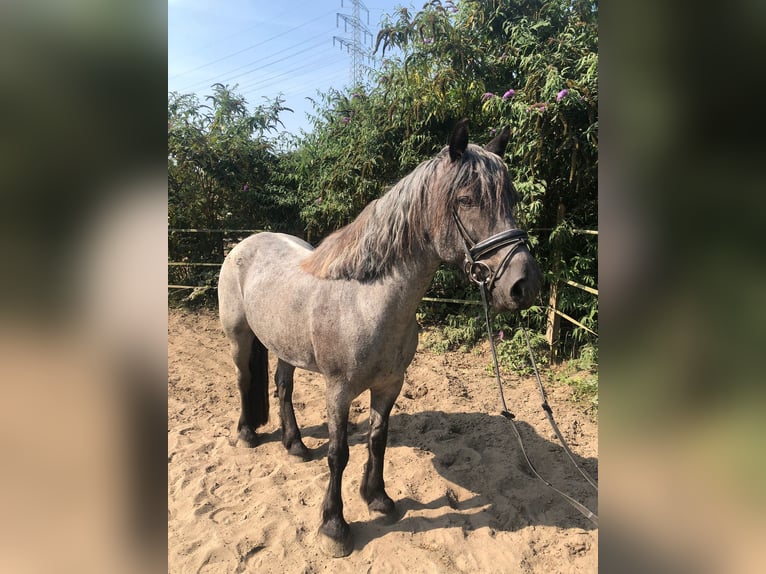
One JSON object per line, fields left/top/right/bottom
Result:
{"left": 452, "top": 209, "right": 530, "bottom": 291}
{"left": 453, "top": 206, "right": 599, "bottom": 527}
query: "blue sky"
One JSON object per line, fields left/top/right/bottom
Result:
{"left": 169, "top": 0, "right": 415, "bottom": 135}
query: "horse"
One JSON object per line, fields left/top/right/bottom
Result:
{"left": 217, "top": 120, "right": 542, "bottom": 557}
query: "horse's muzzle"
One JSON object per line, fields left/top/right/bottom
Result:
{"left": 509, "top": 275, "right": 537, "bottom": 309}
{"left": 498, "top": 250, "right": 541, "bottom": 311}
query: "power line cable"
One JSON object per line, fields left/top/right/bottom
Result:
{"left": 180, "top": 35, "right": 331, "bottom": 93}
{"left": 169, "top": 8, "right": 337, "bottom": 80}
{"left": 236, "top": 50, "right": 341, "bottom": 93}
{"left": 169, "top": 5, "right": 295, "bottom": 61}
{"left": 237, "top": 52, "right": 344, "bottom": 94}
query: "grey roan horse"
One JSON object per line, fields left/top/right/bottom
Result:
{"left": 218, "top": 120, "right": 542, "bottom": 557}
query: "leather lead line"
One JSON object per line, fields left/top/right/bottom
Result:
{"left": 452, "top": 208, "right": 598, "bottom": 525}
{"left": 520, "top": 325, "right": 598, "bottom": 491}
{"left": 478, "top": 283, "right": 599, "bottom": 526}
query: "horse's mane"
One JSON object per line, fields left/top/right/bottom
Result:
{"left": 301, "top": 144, "right": 513, "bottom": 282}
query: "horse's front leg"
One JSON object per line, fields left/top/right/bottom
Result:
{"left": 317, "top": 390, "right": 353, "bottom": 557}
{"left": 360, "top": 381, "right": 403, "bottom": 517}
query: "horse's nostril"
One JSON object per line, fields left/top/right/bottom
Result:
{"left": 510, "top": 278, "right": 526, "bottom": 302}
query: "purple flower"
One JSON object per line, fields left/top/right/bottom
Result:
{"left": 242, "top": 184, "right": 249, "bottom": 192}
{"left": 489, "top": 128, "right": 496, "bottom": 136}
{"left": 424, "top": 38, "right": 433, "bottom": 44}
{"left": 556, "top": 89, "right": 569, "bottom": 102}
{"left": 502, "top": 88, "right": 515, "bottom": 100}
{"left": 342, "top": 116, "right": 350, "bottom": 124}
{"left": 481, "top": 92, "right": 495, "bottom": 101}
{"left": 498, "top": 330, "right": 505, "bottom": 341}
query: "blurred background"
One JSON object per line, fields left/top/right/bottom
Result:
{"left": 600, "top": 0, "right": 766, "bottom": 571}
{"left": 0, "top": 1, "right": 764, "bottom": 572}
{"left": 0, "top": 1, "right": 167, "bottom": 573}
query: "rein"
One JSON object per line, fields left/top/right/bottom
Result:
{"left": 455, "top": 211, "right": 599, "bottom": 526}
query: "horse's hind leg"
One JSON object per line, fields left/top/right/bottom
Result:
{"left": 219, "top": 254, "right": 270, "bottom": 447}
{"left": 275, "top": 359, "right": 310, "bottom": 460}
{"left": 228, "top": 329, "right": 270, "bottom": 447}
{"left": 360, "top": 380, "right": 403, "bottom": 517}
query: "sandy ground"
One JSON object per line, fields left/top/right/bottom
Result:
{"left": 168, "top": 308, "right": 598, "bottom": 573}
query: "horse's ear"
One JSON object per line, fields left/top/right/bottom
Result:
{"left": 449, "top": 118, "right": 469, "bottom": 162}
{"left": 485, "top": 126, "right": 510, "bottom": 158}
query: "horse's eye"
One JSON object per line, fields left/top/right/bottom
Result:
{"left": 457, "top": 196, "right": 474, "bottom": 207}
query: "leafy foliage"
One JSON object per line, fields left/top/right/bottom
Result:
{"left": 168, "top": 84, "right": 298, "bottom": 289}
{"left": 495, "top": 327, "right": 551, "bottom": 376}
{"left": 552, "top": 342, "right": 598, "bottom": 409}
{"left": 420, "top": 313, "right": 485, "bottom": 353}
{"left": 168, "top": 84, "right": 296, "bottom": 231}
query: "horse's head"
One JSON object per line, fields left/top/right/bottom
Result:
{"left": 432, "top": 119, "right": 542, "bottom": 311}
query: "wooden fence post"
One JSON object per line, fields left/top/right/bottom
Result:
{"left": 545, "top": 202, "right": 566, "bottom": 362}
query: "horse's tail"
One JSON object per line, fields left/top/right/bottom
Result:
{"left": 248, "top": 336, "right": 270, "bottom": 427}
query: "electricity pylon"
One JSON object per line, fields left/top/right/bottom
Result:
{"left": 333, "top": 0, "right": 373, "bottom": 87}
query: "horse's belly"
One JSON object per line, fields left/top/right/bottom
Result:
{"left": 243, "top": 286, "right": 320, "bottom": 372}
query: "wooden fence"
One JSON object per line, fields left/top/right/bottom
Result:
{"left": 168, "top": 228, "right": 598, "bottom": 348}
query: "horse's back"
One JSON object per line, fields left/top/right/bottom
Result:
{"left": 226, "top": 232, "right": 311, "bottom": 264}
{"left": 218, "top": 232, "right": 312, "bottom": 332}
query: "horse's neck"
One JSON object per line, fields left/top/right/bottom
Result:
{"left": 376, "top": 249, "right": 442, "bottom": 317}
{"left": 364, "top": 180, "right": 444, "bottom": 311}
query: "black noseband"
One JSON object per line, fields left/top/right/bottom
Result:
{"left": 453, "top": 211, "right": 529, "bottom": 291}
{"left": 470, "top": 228, "right": 528, "bottom": 260}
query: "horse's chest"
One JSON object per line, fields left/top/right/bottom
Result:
{"left": 312, "top": 308, "right": 418, "bottom": 381}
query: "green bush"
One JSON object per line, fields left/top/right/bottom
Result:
{"left": 553, "top": 342, "right": 599, "bottom": 409}
{"left": 495, "top": 326, "right": 550, "bottom": 376}
{"left": 419, "top": 313, "right": 485, "bottom": 353}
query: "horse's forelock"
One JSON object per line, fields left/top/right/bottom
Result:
{"left": 431, "top": 144, "right": 514, "bottom": 232}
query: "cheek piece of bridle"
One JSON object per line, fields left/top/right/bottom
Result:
{"left": 452, "top": 209, "right": 530, "bottom": 291}
{"left": 452, "top": 208, "right": 599, "bottom": 527}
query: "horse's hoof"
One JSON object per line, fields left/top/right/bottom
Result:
{"left": 287, "top": 441, "right": 311, "bottom": 461}
{"left": 317, "top": 525, "right": 353, "bottom": 558}
{"left": 236, "top": 427, "right": 259, "bottom": 448}
{"left": 367, "top": 497, "right": 400, "bottom": 523}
